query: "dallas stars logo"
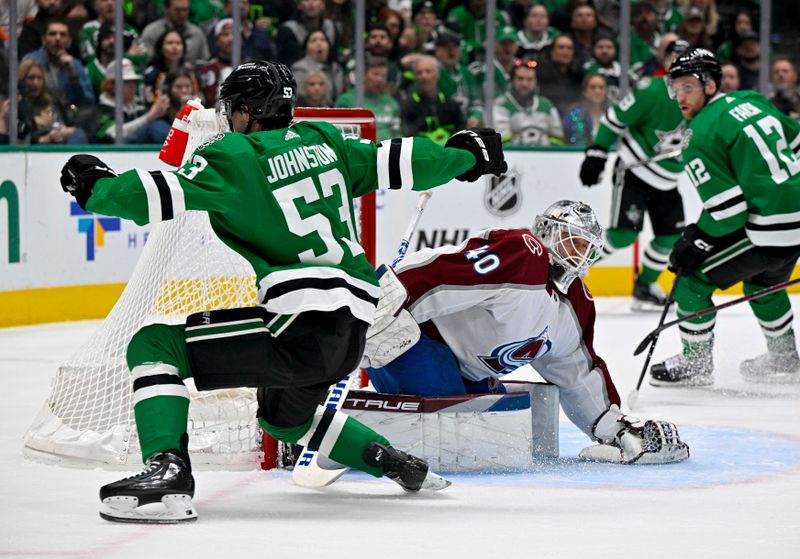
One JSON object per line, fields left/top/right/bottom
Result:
{"left": 653, "top": 121, "right": 687, "bottom": 154}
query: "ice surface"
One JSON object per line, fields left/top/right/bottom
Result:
{"left": 1, "top": 297, "right": 799, "bottom": 558}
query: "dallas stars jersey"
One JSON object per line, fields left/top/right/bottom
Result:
{"left": 395, "top": 228, "right": 620, "bottom": 437}
{"left": 86, "top": 121, "right": 476, "bottom": 324}
{"left": 594, "top": 76, "right": 685, "bottom": 190}
{"left": 682, "top": 91, "right": 800, "bottom": 246}
{"left": 493, "top": 92, "right": 564, "bottom": 146}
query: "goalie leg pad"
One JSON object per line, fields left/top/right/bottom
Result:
{"left": 185, "top": 307, "right": 273, "bottom": 390}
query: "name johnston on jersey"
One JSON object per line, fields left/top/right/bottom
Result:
{"left": 265, "top": 142, "right": 340, "bottom": 183}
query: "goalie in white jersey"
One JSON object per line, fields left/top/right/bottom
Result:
{"left": 364, "top": 200, "right": 689, "bottom": 465}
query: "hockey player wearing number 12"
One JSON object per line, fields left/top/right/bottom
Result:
{"left": 58, "top": 60, "right": 508, "bottom": 523}
{"left": 362, "top": 201, "right": 690, "bottom": 465}
{"left": 649, "top": 49, "right": 800, "bottom": 387}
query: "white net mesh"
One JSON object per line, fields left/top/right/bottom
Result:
{"left": 23, "top": 108, "right": 372, "bottom": 469}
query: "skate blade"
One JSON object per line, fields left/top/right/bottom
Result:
{"left": 100, "top": 494, "right": 197, "bottom": 524}
{"left": 741, "top": 373, "right": 800, "bottom": 384}
{"left": 649, "top": 376, "right": 713, "bottom": 388}
{"left": 420, "top": 470, "right": 451, "bottom": 491}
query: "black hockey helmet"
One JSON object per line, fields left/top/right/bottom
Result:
{"left": 667, "top": 48, "right": 722, "bottom": 96}
{"left": 217, "top": 60, "right": 296, "bottom": 132}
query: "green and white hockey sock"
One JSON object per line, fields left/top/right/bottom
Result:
{"left": 639, "top": 235, "right": 676, "bottom": 284}
{"left": 131, "top": 363, "right": 191, "bottom": 461}
{"left": 260, "top": 408, "right": 390, "bottom": 478}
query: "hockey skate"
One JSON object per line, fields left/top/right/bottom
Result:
{"left": 740, "top": 351, "right": 800, "bottom": 384}
{"left": 650, "top": 352, "right": 713, "bottom": 386}
{"left": 99, "top": 449, "right": 197, "bottom": 523}
{"left": 631, "top": 278, "right": 668, "bottom": 312}
{"left": 364, "top": 441, "right": 451, "bottom": 492}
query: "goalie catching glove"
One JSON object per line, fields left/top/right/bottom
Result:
{"left": 60, "top": 154, "right": 117, "bottom": 209}
{"left": 445, "top": 128, "right": 508, "bottom": 182}
{"left": 579, "top": 405, "right": 689, "bottom": 464}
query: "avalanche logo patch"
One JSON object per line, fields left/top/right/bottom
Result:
{"left": 478, "top": 328, "right": 552, "bottom": 374}
{"left": 522, "top": 233, "right": 543, "bottom": 256}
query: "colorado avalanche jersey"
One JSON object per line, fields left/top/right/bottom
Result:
{"left": 395, "top": 228, "right": 619, "bottom": 409}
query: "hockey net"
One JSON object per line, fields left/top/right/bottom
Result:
{"left": 23, "top": 107, "right": 377, "bottom": 469}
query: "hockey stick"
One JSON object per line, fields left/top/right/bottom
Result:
{"left": 391, "top": 191, "right": 433, "bottom": 269}
{"left": 292, "top": 192, "right": 433, "bottom": 488}
{"left": 633, "top": 276, "right": 800, "bottom": 357}
{"left": 627, "top": 277, "right": 679, "bottom": 410}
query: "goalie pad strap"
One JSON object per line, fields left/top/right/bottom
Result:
{"left": 185, "top": 307, "right": 273, "bottom": 390}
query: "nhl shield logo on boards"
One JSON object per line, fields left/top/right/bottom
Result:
{"left": 484, "top": 168, "right": 521, "bottom": 217}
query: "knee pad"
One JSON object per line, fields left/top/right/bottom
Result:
{"left": 127, "top": 323, "right": 187, "bottom": 372}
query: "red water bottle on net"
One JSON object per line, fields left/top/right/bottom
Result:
{"left": 159, "top": 98, "right": 204, "bottom": 167}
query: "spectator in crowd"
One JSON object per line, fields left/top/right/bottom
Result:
{"left": 593, "top": 0, "right": 622, "bottom": 34}
{"left": 0, "top": 0, "right": 39, "bottom": 45}
{"left": 719, "top": 62, "right": 740, "bottom": 93}
{"left": 290, "top": 29, "right": 345, "bottom": 107}
{"left": 159, "top": 67, "right": 201, "bottom": 126}
{"left": 409, "top": 0, "right": 440, "bottom": 56}
{"left": 401, "top": 55, "right": 464, "bottom": 144}
{"left": 628, "top": 1, "right": 660, "bottom": 77}
{"left": 16, "top": 57, "right": 88, "bottom": 144}
{"left": 677, "top": 6, "right": 712, "bottom": 50}
{"left": 275, "top": 0, "right": 339, "bottom": 67}
{"left": 78, "top": 0, "right": 146, "bottom": 68}
{"left": 22, "top": 18, "right": 95, "bottom": 107}
{"left": 85, "top": 21, "right": 136, "bottom": 96}
{"left": 684, "top": 0, "right": 720, "bottom": 38}
{"left": 732, "top": 30, "right": 760, "bottom": 91}
{"left": 84, "top": 58, "right": 170, "bottom": 143}
{"left": 568, "top": 3, "right": 598, "bottom": 67}
{"left": 186, "top": 0, "right": 226, "bottom": 34}
{"left": 770, "top": 58, "right": 800, "bottom": 120}
{"left": 335, "top": 55, "right": 401, "bottom": 142}
{"left": 467, "top": 24, "right": 520, "bottom": 119}
{"left": 716, "top": 8, "right": 754, "bottom": 62}
{"left": 445, "top": 0, "right": 510, "bottom": 63}
{"left": 505, "top": 0, "right": 532, "bottom": 30}
{"left": 378, "top": 6, "right": 406, "bottom": 55}
{"left": 582, "top": 33, "right": 632, "bottom": 100}
{"left": 549, "top": 0, "right": 588, "bottom": 33}
{"left": 345, "top": 22, "right": 401, "bottom": 94}
{"left": 141, "top": 0, "right": 210, "bottom": 66}
{"left": 206, "top": 1, "right": 276, "bottom": 62}
{"left": 653, "top": 0, "right": 683, "bottom": 34}
{"left": 641, "top": 31, "right": 680, "bottom": 76}
{"left": 196, "top": 19, "right": 234, "bottom": 108}
{"left": 536, "top": 33, "right": 584, "bottom": 118}
{"left": 433, "top": 30, "right": 482, "bottom": 128}
{"left": 563, "top": 72, "right": 609, "bottom": 145}
{"left": 143, "top": 29, "right": 189, "bottom": 103}
{"left": 246, "top": 0, "right": 295, "bottom": 37}
{"left": 18, "top": 0, "right": 69, "bottom": 60}
{"left": 494, "top": 58, "right": 564, "bottom": 146}
{"left": 295, "top": 69, "right": 332, "bottom": 107}
{"left": 516, "top": 4, "right": 559, "bottom": 61}
{"left": 122, "top": 0, "right": 161, "bottom": 33}
{"left": 326, "top": 0, "right": 355, "bottom": 55}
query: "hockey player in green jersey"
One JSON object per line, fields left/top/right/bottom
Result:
{"left": 59, "top": 60, "right": 508, "bottom": 523}
{"left": 650, "top": 48, "right": 800, "bottom": 387}
{"left": 579, "top": 40, "right": 690, "bottom": 313}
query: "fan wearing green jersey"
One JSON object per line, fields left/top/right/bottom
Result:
{"left": 579, "top": 39, "right": 690, "bottom": 313}
{"left": 650, "top": 48, "right": 800, "bottom": 387}
{"left": 59, "top": 60, "right": 508, "bottom": 523}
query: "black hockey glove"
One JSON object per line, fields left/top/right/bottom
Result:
{"left": 579, "top": 144, "right": 608, "bottom": 186}
{"left": 445, "top": 128, "right": 508, "bottom": 182}
{"left": 669, "top": 224, "right": 715, "bottom": 276}
{"left": 60, "top": 154, "right": 117, "bottom": 209}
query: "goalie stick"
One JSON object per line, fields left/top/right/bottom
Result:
{"left": 292, "top": 192, "right": 433, "bottom": 488}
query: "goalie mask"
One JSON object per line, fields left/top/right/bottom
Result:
{"left": 216, "top": 60, "right": 297, "bottom": 133}
{"left": 533, "top": 200, "right": 604, "bottom": 292}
